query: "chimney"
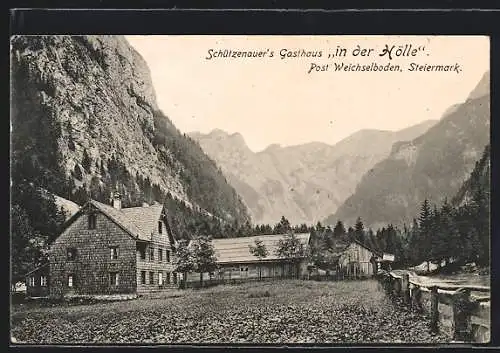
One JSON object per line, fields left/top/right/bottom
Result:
{"left": 112, "top": 191, "right": 122, "bottom": 210}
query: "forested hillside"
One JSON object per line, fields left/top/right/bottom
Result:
{"left": 329, "top": 71, "right": 490, "bottom": 230}
{"left": 306, "top": 144, "right": 490, "bottom": 271}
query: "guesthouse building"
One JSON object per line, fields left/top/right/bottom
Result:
{"left": 48, "top": 193, "right": 178, "bottom": 298}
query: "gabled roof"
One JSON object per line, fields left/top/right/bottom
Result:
{"left": 54, "top": 199, "right": 174, "bottom": 243}
{"left": 349, "top": 239, "right": 383, "bottom": 257}
{"left": 192, "top": 233, "right": 311, "bottom": 264}
{"left": 121, "top": 203, "right": 165, "bottom": 239}
{"left": 90, "top": 200, "right": 166, "bottom": 242}
{"left": 90, "top": 200, "right": 145, "bottom": 240}
{"left": 24, "top": 263, "right": 49, "bottom": 277}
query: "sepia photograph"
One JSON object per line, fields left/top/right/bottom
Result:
{"left": 10, "top": 34, "right": 490, "bottom": 345}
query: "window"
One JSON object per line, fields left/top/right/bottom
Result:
{"left": 141, "top": 271, "right": 146, "bottom": 284}
{"left": 110, "top": 246, "right": 119, "bottom": 260}
{"left": 149, "top": 247, "right": 155, "bottom": 261}
{"left": 158, "top": 221, "right": 162, "bottom": 234}
{"left": 68, "top": 275, "right": 74, "bottom": 287}
{"left": 158, "top": 248, "right": 163, "bottom": 262}
{"left": 67, "top": 248, "right": 77, "bottom": 261}
{"left": 88, "top": 214, "right": 97, "bottom": 229}
{"left": 158, "top": 272, "right": 163, "bottom": 286}
{"left": 166, "top": 250, "right": 170, "bottom": 263}
{"left": 109, "top": 272, "right": 119, "bottom": 286}
{"left": 172, "top": 272, "right": 177, "bottom": 284}
{"left": 29, "top": 276, "right": 35, "bottom": 286}
{"left": 41, "top": 276, "right": 47, "bottom": 286}
{"left": 149, "top": 271, "right": 154, "bottom": 285}
{"left": 166, "top": 272, "right": 171, "bottom": 284}
{"left": 139, "top": 248, "right": 146, "bottom": 260}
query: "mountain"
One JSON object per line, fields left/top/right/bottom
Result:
{"left": 452, "top": 144, "right": 490, "bottom": 207}
{"left": 328, "top": 72, "right": 490, "bottom": 230}
{"left": 10, "top": 35, "right": 250, "bottom": 240}
{"left": 189, "top": 119, "right": 436, "bottom": 225}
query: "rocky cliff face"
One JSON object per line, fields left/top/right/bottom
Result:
{"left": 12, "top": 36, "right": 177, "bottom": 196}
{"left": 329, "top": 72, "right": 490, "bottom": 230}
{"left": 11, "top": 35, "right": 249, "bottom": 228}
{"left": 190, "top": 120, "right": 436, "bottom": 225}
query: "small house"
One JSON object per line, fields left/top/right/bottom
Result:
{"left": 25, "top": 263, "right": 50, "bottom": 298}
{"left": 338, "top": 240, "right": 382, "bottom": 278}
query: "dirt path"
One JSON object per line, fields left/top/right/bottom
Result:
{"left": 11, "top": 280, "right": 452, "bottom": 344}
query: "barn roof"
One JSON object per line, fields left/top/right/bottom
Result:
{"left": 200, "top": 233, "right": 311, "bottom": 264}
{"left": 349, "top": 239, "right": 383, "bottom": 257}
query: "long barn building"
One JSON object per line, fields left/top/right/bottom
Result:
{"left": 183, "top": 233, "right": 312, "bottom": 284}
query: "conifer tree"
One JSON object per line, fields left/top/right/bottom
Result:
{"left": 428, "top": 204, "right": 442, "bottom": 266}
{"left": 418, "top": 199, "right": 433, "bottom": 271}
{"left": 333, "top": 220, "right": 346, "bottom": 240}
{"left": 82, "top": 148, "right": 92, "bottom": 173}
{"left": 274, "top": 216, "right": 291, "bottom": 234}
{"left": 354, "top": 217, "right": 365, "bottom": 243}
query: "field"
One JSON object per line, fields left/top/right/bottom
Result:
{"left": 11, "top": 280, "right": 452, "bottom": 344}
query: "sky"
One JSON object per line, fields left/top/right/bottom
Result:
{"left": 126, "top": 35, "right": 489, "bottom": 153}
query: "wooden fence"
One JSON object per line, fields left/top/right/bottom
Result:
{"left": 376, "top": 270, "right": 490, "bottom": 343}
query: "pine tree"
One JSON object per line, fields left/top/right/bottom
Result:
{"left": 274, "top": 216, "right": 291, "bottom": 234}
{"left": 376, "top": 227, "right": 387, "bottom": 255}
{"left": 471, "top": 185, "right": 489, "bottom": 266}
{"left": 365, "top": 228, "right": 376, "bottom": 251}
{"left": 82, "top": 148, "right": 92, "bottom": 173}
{"left": 73, "top": 164, "right": 83, "bottom": 181}
{"left": 354, "top": 217, "right": 365, "bottom": 243}
{"left": 333, "top": 220, "right": 346, "bottom": 239}
{"left": 407, "top": 218, "right": 420, "bottom": 265}
{"left": 347, "top": 226, "right": 355, "bottom": 242}
{"left": 439, "top": 198, "right": 460, "bottom": 266}
{"left": 428, "top": 204, "right": 442, "bottom": 266}
{"left": 418, "top": 199, "right": 433, "bottom": 271}
{"left": 99, "top": 160, "right": 106, "bottom": 176}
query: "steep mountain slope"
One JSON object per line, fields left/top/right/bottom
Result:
{"left": 452, "top": 144, "right": 490, "bottom": 207}
{"left": 10, "top": 35, "right": 250, "bottom": 237}
{"left": 190, "top": 120, "right": 436, "bottom": 225}
{"left": 328, "top": 72, "right": 490, "bottom": 230}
